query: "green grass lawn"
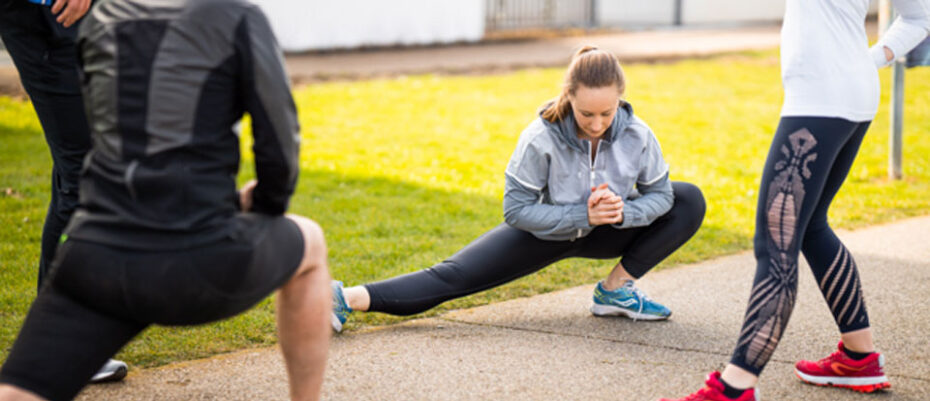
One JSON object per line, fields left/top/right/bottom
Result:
{"left": 2, "top": 50, "right": 929, "bottom": 367}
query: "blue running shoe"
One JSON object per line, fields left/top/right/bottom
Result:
{"left": 590, "top": 280, "right": 671, "bottom": 321}
{"left": 331, "top": 280, "right": 352, "bottom": 333}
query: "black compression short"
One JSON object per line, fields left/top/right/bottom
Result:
{"left": 0, "top": 213, "right": 303, "bottom": 401}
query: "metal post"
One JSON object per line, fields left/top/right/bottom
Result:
{"left": 588, "top": 0, "right": 597, "bottom": 28}
{"left": 544, "top": 0, "right": 553, "bottom": 29}
{"left": 890, "top": 61, "right": 905, "bottom": 179}
{"left": 880, "top": 0, "right": 904, "bottom": 179}
{"left": 674, "top": 0, "right": 683, "bottom": 26}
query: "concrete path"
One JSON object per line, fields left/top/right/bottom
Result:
{"left": 283, "top": 25, "right": 781, "bottom": 83}
{"left": 77, "top": 215, "right": 930, "bottom": 400}
{"left": 0, "top": 24, "right": 782, "bottom": 96}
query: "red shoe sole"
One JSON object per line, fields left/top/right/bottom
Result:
{"left": 796, "top": 373, "right": 891, "bottom": 393}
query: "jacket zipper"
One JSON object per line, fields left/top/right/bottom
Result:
{"left": 589, "top": 144, "right": 597, "bottom": 189}
{"left": 579, "top": 141, "right": 599, "bottom": 239}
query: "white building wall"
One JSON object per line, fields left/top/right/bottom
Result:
{"left": 253, "top": 0, "right": 485, "bottom": 52}
{"left": 598, "top": 0, "right": 877, "bottom": 27}
{"left": 597, "top": 0, "right": 677, "bottom": 26}
{"left": 254, "top": 0, "right": 880, "bottom": 52}
{"left": 551, "top": 0, "right": 592, "bottom": 27}
{"left": 683, "top": 0, "right": 784, "bottom": 24}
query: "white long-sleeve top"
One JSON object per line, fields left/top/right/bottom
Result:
{"left": 781, "top": 0, "right": 930, "bottom": 122}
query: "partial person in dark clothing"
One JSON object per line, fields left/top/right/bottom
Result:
{"left": 330, "top": 46, "right": 706, "bottom": 332}
{"left": 0, "top": 0, "right": 89, "bottom": 288}
{"left": 0, "top": 0, "right": 332, "bottom": 400}
{"left": 0, "top": 0, "right": 127, "bottom": 384}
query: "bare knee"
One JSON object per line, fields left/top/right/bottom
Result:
{"left": 286, "top": 214, "right": 328, "bottom": 277}
{"left": 0, "top": 385, "right": 45, "bottom": 401}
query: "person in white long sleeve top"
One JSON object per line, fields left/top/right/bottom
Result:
{"left": 660, "top": 1, "right": 930, "bottom": 400}
{"left": 781, "top": 0, "right": 930, "bottom": 121}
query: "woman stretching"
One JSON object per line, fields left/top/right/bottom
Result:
{"left": 661, "top": 0, "right": 930, "bottom": 400}
{"left": 330, "top": 46, "right": 706, "bottom": 332}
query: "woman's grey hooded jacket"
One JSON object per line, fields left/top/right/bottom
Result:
{"left": 503, "top": 103, "right": 674, "bottom": 241}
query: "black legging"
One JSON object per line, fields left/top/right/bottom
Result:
{"left": 365, "top": 182, "right": 706, "bottom": 315}
{"left": 731, "top": 117, "right": 872, "bottom": 376}
{"left": 0, "top": 5, "right": 91, "bottom": 290}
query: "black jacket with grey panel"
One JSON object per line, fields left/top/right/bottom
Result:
{"left": 65, "top": 0, "right": 299, "bottom": 250}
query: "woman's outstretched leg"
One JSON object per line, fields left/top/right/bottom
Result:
{"left": 332, "top": 224, "right": 576, "bottom": 330}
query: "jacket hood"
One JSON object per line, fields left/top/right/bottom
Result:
{"left": 538, "top": 101, "right": 634, "bottom": 152}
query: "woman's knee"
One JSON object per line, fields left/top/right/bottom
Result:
{"left": 671, "top": 181, "right": 707, "bottom": 228}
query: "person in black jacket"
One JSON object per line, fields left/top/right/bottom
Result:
{"left": 0, "top": 0, "right": 331, "bottom": 400}
{"left": 0, "top": 0, "right": 128, "bottom": 383}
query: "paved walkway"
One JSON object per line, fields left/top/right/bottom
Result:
{"left": 76, "top": 215, "right": 930, "bottom": 400}
{"left": 282, "top": 25, "right": 781, "bottom": 83}
{"left": 0, "top": 24, "right": 782, "bottom": 95}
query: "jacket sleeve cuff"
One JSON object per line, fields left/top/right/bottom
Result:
{"left": 617, "top": 208, "right": 643, "bottom": 229}
{"left": 568, "top": 203, "right": 591, "bottom": 230}
{"left": 870, "top": 45, "right": 892, "bottom": 68}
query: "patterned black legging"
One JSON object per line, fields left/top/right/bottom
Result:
{"left": 731, "top": 117, "right": 872, "bottom": 376}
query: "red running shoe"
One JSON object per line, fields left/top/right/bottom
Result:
{"left": 795, "top": 341, "right": 890, "bottom": 393}
{"left": 658, "top": 371, "right": 758, "bottom": 401}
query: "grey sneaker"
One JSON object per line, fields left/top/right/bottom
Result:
{"left": 89, "top": 359, "right": 128, "bottom": 383}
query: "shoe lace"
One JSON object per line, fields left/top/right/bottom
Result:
{"left": 625, "top": 282, "right": 649, "bottom": 321}
{"left": 818, "top": 350, "right": 845, "bottom": 365}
